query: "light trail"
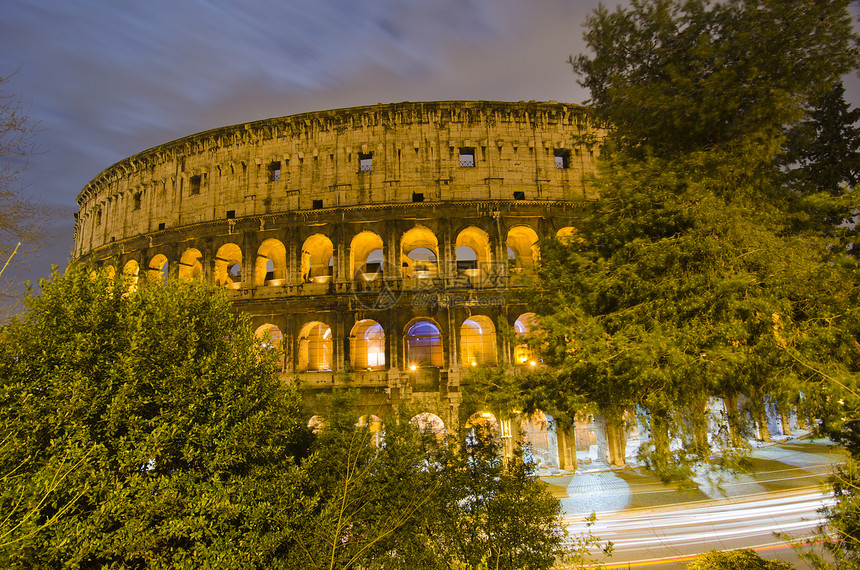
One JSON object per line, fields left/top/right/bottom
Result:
{"left": 562, "top": 490, "right": 834, "bottom": 568}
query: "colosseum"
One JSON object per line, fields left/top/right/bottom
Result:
{"left": 74, "top": 100, "right": 617, "bottom": 471}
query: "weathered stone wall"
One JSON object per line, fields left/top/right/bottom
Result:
{"left": 75, "top": 101, "right": 602, "bottom": 256}
{"left": 73, "top": 101, "right": 606, "bottom": 460}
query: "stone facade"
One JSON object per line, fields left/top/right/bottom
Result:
{"left": 74, "top": 100, "right": 607, "bottom": 470}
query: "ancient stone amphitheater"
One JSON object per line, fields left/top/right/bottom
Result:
{"left": 74, "top": 100, "right": 607, "bottom": 469}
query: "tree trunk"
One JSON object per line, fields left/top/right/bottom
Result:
{"left": 603, "top": 408, "right": 627, "bottom": 467}
{"left": 690, "top": 398, "right": 710, "bottom": 458}
{"left": 750, "top": 388, "right": 772, "bottom": 442}
{"left": 556, "top": 423, "right": 577, "bottom": 471}
{"left": 724, "top": 393, "right": 744, "bottom": 447}
{"left": 779, "top": 402, "right": 793, "bottom": 436}
{"left": 649, "top": 409, "right": 672, "bottom": 477}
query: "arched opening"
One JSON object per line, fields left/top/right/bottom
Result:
{"left": 506, "top": 225, "right": 539, "bottom": 271}
{"left": 455, "top": 226, "right": 491, "bottom": 285}
{"left": 308, "top": 415, "right": 326, "bottom": 434}
{"left": 255, "top": 323, "right": 284, "bottom": 371}
{"left": 555, "top": 226, "right": 578, "bottom": 244}
{"left": 178, "top": 248, "right": 203, "bottom": 281}
{"left": 147, "top": 254, "right": 168, "bottom": 284}
{"left": 401, "top": 226, "right": 439, "bottom": 280}
{"left": 410, "top": 412, "right": 446, "bottom": 443}
{"left": 521, "top": 410, "right": 557, "bottom": 469}
{"left": 255, "top": 323, "right": 283, "bottom": 349}
{"left": 405, "top": 320, "right": 443, "bottom": 368}
{"left": 122, "top": 260, "right": 140, "bottom": 291}
{"left": 410, "top": 412, "right": 446, "bottom": 435}
{"left": 350, "top": 319, "right": 386, "bottom": 370}
{"left": 298, "top": 321, "right": 332, "bottom": 371}
{"left": 214, "top": 243, "right": 242, "bottom": 288}
{"left": 301, "top": 234, "right": 334, "bottom": 283}
{"left": 514, "top": 313, "right": 538, "bottom": 366}
{"left": 256, "top": 238, "right": 287, "bottom": 286}
{"left": 356, "top": 414, "right": 384, "bottom": 447}
{"left": 350, "top": 231, "right": 384, "bottom": 281}
{"left": 460, "top": 316, "right": 497, "bottom": 366}
{"left": 465, "top": 411, "right": 500, "bottom": 446}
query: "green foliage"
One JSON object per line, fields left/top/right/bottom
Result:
{"left": 570, "top": 0, "right": 859, "bottom": 157}
{"left": 289, "top": 398, "right": 565, "bottom": 570}
{"left": 0, "top": 267, "right": 568, "bottom": 568}
{"left": 686, "top": 548, "right": 793, "bottom": 569}
{"left": 0, "top": 265, "right": 313, "bottom": 568}
{"left": 507, "top": 0, "right": 860, "bottom": 482}
{"left": 779, "top": 82, "right": 860, "bottom": 241}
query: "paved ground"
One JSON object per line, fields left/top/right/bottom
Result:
{"left": 539, "top": 436, "right": 847, "bottom": 568}
{"left": 540, "top": 436, "right": 845, "bottom": 518}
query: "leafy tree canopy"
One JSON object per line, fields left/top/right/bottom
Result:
{"left": 571, "top": 0, "right": 859, "bottom": 157}
{"left": 0, "top": 265, "right": 314, "bottom": 567}
{"left": 479, "top": 0, "right": 860, "bottom": 481}
{"left": 0, "top": 265, "right": 567, "bottom": 568}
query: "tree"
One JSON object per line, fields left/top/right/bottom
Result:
{"left": 288, "top": 397, "right": 566, "bottom": 570}
{"left": 570, "top": 0, "right": 859, "bottom": 158}
{"left": 779, "top": 82, "right": 860, "bottom": 240}
{"left": 494, "top": 0, "right": 860, "bottom": 480}
{"left": 0, "top": 265, "right": 314, "bottom": 567}
{"left": 0, "top": 73, "right": 55, "bottom": 320}
{"left": 0, "top": 265, "right": 568, "bottom": 568}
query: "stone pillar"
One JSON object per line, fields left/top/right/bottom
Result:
{"left": 287, "top": 229, "right": 299, "bottom": 286}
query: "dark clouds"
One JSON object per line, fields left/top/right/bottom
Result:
{"left": 0, "top": 0, "right": 858, "bottom": 294}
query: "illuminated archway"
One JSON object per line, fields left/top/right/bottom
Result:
{"left": 214, "top": 243, "right": 242, "bottom": 288}
{"left": 255, "top": 323, "right": 284, "bottom": 370}
{"left": 405, "top": 320, "right": 443, "bottom": 368}
{"left": 401, "top": 226, "right": 439, "bottom": 279}
{"left": 178, "top": 248, "right": 203, "bottom": 281}
{"left": 410, "top": 412, "right": 445, "bottom": 442}
{"left": 308, "top": 415, "right": 325, "bottom": 434}
{"left": 514, "top": 313, "right": 538, "bottom": 365}
{"left": 298, "top": 321, "right": 332, "bottom": 371}
{"left": 350, "top": 231, "right": 384, "bottom": 280}
{"left": 460, "top": 316, "right": 497, "bottom": 366}
{"left": 350, "top": 319, "right": 386, "bottom": 370}
{"left": 521, "top": 410, "right": 557, "bottom": 469}
{"left": 301, "top": 234, "right": 334, "bottom": 283}
{"left": 122, "top": 260, "right": 140, "bottom": 291}
{"left": 506, "top": 225, "right": 539, "bottom": 270}
{"left": 147, "top": 254, "right": 168, "bottom": 283}
{"left": 455, "top": 226, "right": 491, "bottom": 284}
{"left": 465, "top": 411, "right": 500, "bottom": 444}
{"left": 357, "top": 414, "right": 384, "bottom": 447}
{"left": 555, "top": 226, "right": 578, "bottom": 244}
{"left": 255, "top": 238, "right": 287, "bottom": 286}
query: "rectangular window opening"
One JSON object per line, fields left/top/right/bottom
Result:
{"left": 158, "top": 222, "right": 166, "bottom": 230}
{"left": 459, "top": 147, "right": 475, "bottom": 167}
{"left": 189, "top": 175, "right": 201, "bottom": 195}
{"left": 226, "top": 210, "right": 235, "bottom": 219}
{"left": 269, "top": 161, "right": 281, "bottom": 182}
{"left": 358, "top": 152, "right": 373, "bottom": 172}
{"left": 412, "top": 192, "right": 424, "bottom": 203}
{"left": 554, "top": 149, "right": 571, "bottom": 169}
{"left": 513, "top": 191, "right": 526, "bottom": 200}
{"left": 312, "top": 199, "right": 323, "bottom": 209}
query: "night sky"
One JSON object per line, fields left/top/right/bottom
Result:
{"left": 1, "top": 0, "right": 859, "bottom": 297}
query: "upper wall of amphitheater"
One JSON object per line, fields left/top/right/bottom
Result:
{"left": 74, "top": 100, "right": 604, "bottom": 259}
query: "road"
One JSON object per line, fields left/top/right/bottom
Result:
{"left": 564, "top": 489, "right": 831, "bottom": 568}
{"left": 543, "top": 439, "right": 845, "bottom": 568}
